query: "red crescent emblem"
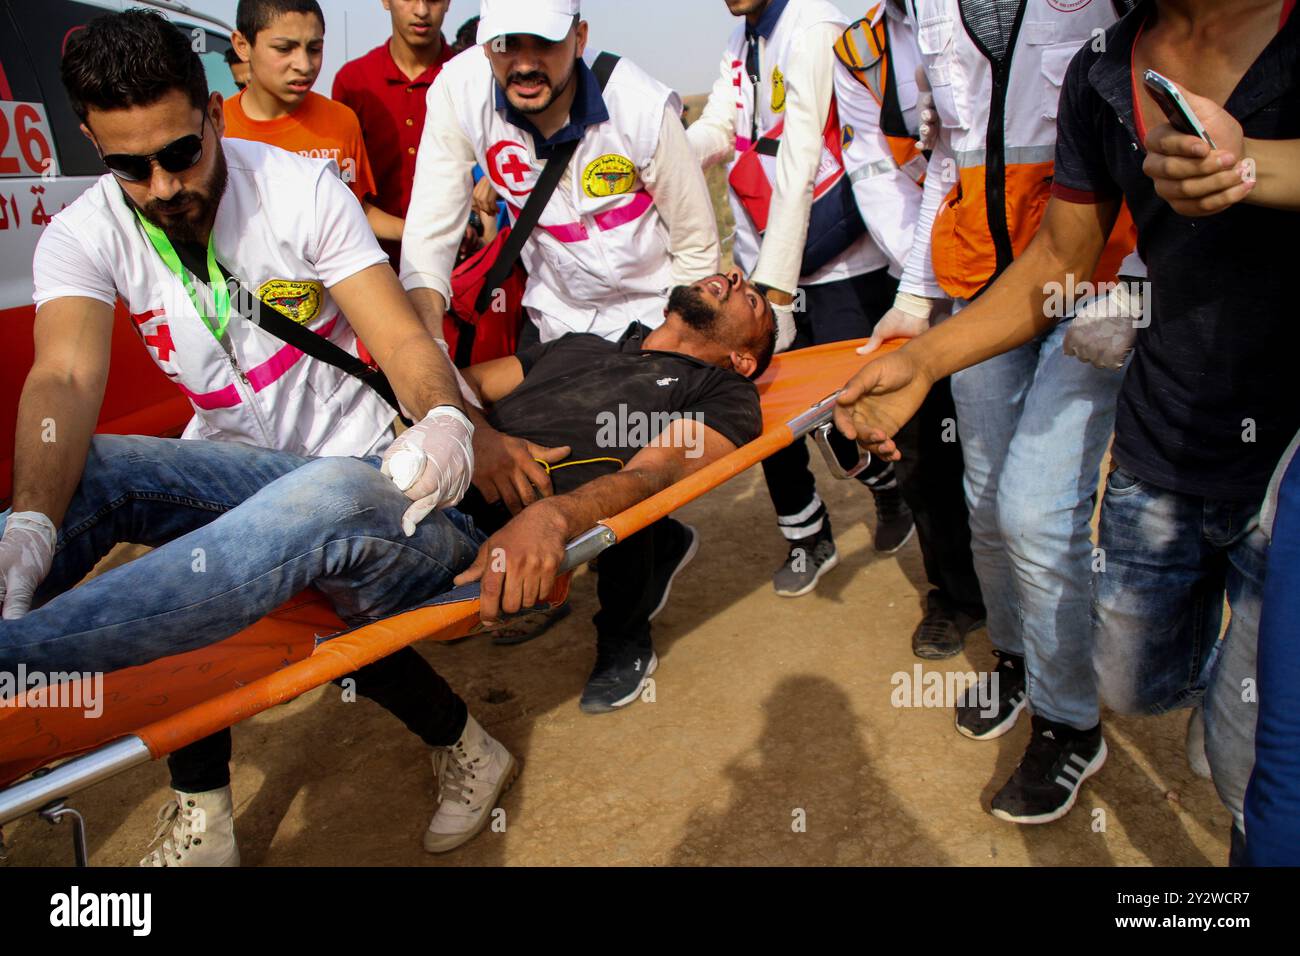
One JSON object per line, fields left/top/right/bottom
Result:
{"left": 486, "top": 140, "right": 536, "bottom": 197}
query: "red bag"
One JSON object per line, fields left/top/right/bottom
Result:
{"left": 444, "top": 226, "right": 527, "bottom": 367}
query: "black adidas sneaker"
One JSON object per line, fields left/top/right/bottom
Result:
{"left": 955, "top": 650, "right": 1026, "bottom": 740}
{"left": 991, "top": 715, "right": 1107, "bottom": 824}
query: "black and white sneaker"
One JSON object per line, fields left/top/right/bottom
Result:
{"left": 579, "top": 638, "right": 658, "bottom": 715}
{"left": 772, "top": 527, "right": 839, "bottom": 597}
{"left": 859, "top": 463, "right": 914, "bottom": 554}
{"left": 991, "top": 716, "right": 1107, "bottom": 824}
{"left": 648, "top": 519, "right": 699, "bottom": 620}
{"left": 955, "top": 651, "right": 1027, "bottom": 740}
{"left": 869, "top": 484, "right": 915, "bottom": 554}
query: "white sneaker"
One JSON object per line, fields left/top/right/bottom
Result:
{"left": 424, "top": 714, "right": 519, "bottom": 853}
{"left": 140, "top": 786, "right": 240, "bottom": 867}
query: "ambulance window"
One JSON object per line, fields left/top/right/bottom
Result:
{"left": 188, "top": 30, "right": 240, "bottom": 99}
{"left": 5, "top": 0, "right": 115, "bottom": 178}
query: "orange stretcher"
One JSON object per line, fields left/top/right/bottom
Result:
{"left": 0, "top": 339, "right": 900, "bottom": 860}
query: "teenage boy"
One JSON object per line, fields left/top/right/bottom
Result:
{"left": 333, "top": 1, "right": 457, "bottom": 267}
{"left": 225, "top": 0, "right": 404, "bottom": 242}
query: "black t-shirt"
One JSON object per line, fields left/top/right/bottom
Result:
{"left": 485, "top": 322, "right": 762, "bottom": 496}
{"left": 1052, "top": 1, "right": 1300, "bottom": 501}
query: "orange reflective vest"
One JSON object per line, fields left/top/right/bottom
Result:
{"left": 911, "top": 0, "right": 1133, "bottom": 298}
{"left": 834, "top": 3, "right": 928, "bottom": 185}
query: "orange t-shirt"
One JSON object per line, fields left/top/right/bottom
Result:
{"left": 223, "top": 90, "right": 377, "bottom": 204}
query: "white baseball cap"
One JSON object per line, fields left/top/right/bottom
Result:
{"left": 477, "top": 0, "right": 581, "bottom": 44}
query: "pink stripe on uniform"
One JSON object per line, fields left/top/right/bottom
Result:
{"left": 180, "top": 382, "right": 241, "bottom": 411}
{"left": 177, "top": 317, "right": 341, "bottom": 410}
{"left": 593, "top": 191, "right": 653, "bottom": 231}
{"left": 508, "top": 191, "right": 654, "bottom": 245}
{"left": 245, "top": 317, "right": 339, "bottom": 392}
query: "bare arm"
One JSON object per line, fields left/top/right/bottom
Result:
{"left": 329, "top": 264, "right": 465, "bottom": 417}
{"left": 835, "top": 196, "right": 1121, "bottom": 458}
{"left": 1141, "top": 84, "right": 1300, "bottom": 215}
{"left": 12, "top": 297, "right": 114, "bottom": 525}
{"left": 454, "top": 419, "right": 737, "bottom": 621}
{"left": 460, "top": 355, "right": 525, "bottom": 405}
{"left": 364, "top": 202, "right": 406, "bottom": 242}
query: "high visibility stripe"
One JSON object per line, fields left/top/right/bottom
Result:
{"left": 953, "top": 144, "right": 1057, "bottom": 169}
{"left": 849, "top": 159, "right": 897, "bottom": 182}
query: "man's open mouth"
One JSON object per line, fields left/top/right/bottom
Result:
{"left": 703, "top": 276, "right": 728, "bottom": 298}
{"left": 510, "top": 76, "right": 549, "bottom": 96}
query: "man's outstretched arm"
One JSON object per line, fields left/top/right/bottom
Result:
{"left": 455, "top": 419, "right": 737, "bottom": 622}
{"left": 834, "top": 194, "right": 1121, "bottom": 460}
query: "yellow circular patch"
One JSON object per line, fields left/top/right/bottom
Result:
{"left": 257, "top": 279, "right": 324, "bottom": 326}
{"left": 771, "top": 65, "right": 786, "bottom": 113}
{"left": 582, "top": 154, "right": 637, "bottom": 198}
{"left": 842, "top": 124, "right": 856, "bottom": 149}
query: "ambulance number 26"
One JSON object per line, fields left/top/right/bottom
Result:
{"left": 0, "top": 102, "right": 54, "bottom": 178}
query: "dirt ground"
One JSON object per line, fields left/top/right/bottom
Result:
{"left": 1, "top": 455, "right": 1231, "bottom": 868}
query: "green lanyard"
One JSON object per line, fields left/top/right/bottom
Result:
{"left": 135, "top": 210, "right": 231, "bottom": 342}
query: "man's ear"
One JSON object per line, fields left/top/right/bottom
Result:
{"left": 207, "top": 91, "right": 226, "bottom": 137}
{"left": 575, "top": 19, "right": 589, "bottom": 57}
{"left": 231, "top": 30, "right": 252, "bottom": 62}
{"left": 79, "top": 121, "right": 97, "bottom": 150}
{"left": 729, "top": 349, "right": 757, "bottom": 379}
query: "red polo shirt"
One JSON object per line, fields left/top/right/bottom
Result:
{"left": 332, "top": 38, "right": 455, "bottom": 221}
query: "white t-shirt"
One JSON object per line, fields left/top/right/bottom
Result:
{"left": 32, "top": 137, "right": 395, "bottom": 457}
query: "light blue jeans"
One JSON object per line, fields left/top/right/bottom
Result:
{"left": 0, "top": 435, "right": 485, "bottom": 675}
{"left": 950, "top": 318, "right": 1125, "bottom": 729}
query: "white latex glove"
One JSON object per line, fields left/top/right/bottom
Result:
{"left": 772, "top": 300, "right": 798, "bottom": 353}
{"left": 380, "top": 406, "right": 476, "bottom": 536}
{"left": 858, "top": 292, "right": 937, "bottom": 355}
{"left": 1063, "top": 278, "right": 1147, "bottom": 371}
{"left": 915, "top": 67, "right": 939, "bottom": 152}
{"left": 0, "top": 512, "right": 57, "bottom": 620}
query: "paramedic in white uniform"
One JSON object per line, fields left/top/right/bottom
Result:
{"left": 0, "top": 9, "right": 514, "bottom": 866}
{"left": 399, "top": 0, "right": 721, "bottom": 346}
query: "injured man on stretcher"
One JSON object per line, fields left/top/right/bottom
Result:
{"left": 0, "top": 269, "right": 774, "bottom": 864}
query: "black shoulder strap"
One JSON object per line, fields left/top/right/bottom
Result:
{"left": 877, "top": 23, "right": 911, "bottom": 142}
{"left": 171, "top": 241, "right": 405, "bottom": 418}
{"left": 473, "top": 51, "right": 622, "bottom": 315}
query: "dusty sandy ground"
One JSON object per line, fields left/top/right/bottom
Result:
{"left": 1, "top": 455, "right": 1231, "bottom": 867}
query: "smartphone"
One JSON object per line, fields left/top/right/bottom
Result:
{"left": 1142, "top": 69, "right": 1216, "bottom": 148}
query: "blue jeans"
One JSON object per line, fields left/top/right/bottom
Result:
{"left": 950, "top": 318, "right": 1124, "bottom": 729}
{"left": 1246, "top": 442, "right": 1300, "bottom": 865}
{"left": 0, "top": 435, "right": 486, "bottom": 675}
{"left": 1092, "top": 467, "right": 1265, "bottom": 833}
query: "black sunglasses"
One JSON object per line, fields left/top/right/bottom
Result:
{"left": 99, "top": 113, "right": 209, "bottom": 183}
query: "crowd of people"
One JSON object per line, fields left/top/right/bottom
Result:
{"left": 0, "top": 0, "right": 1295, "bottom": 867}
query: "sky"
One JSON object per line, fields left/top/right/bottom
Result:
{"left": 191, "top": 0, "right": 861, "bottom": 96}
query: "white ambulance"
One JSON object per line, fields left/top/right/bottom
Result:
{"left": 0, "top": 0, "right": 240, "bottom": 503}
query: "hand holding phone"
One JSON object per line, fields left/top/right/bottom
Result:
{"left": 1142, "top": 69, "right": 1217, "bottom": 148}
{"left": 1139, "top": 72, "right": 1254, "bottom": 216}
